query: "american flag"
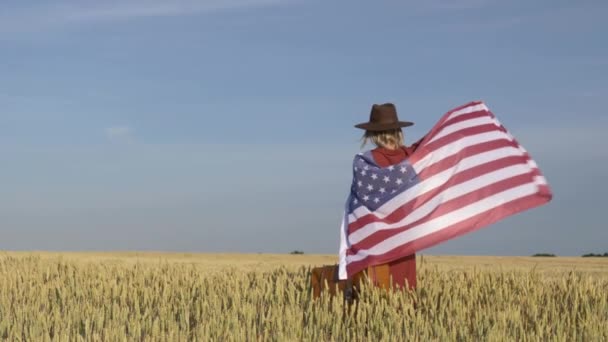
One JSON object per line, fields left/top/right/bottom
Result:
{"left": 338, "top": 101, "right": 552, "bottom": 279}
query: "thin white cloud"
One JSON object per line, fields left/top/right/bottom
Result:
{"left": 0, "top": 0, "right": 293, "bottom": 35}
{"left": 105, "top": 125, "right": 133, "bottom": 142}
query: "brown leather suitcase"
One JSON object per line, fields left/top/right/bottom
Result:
{"left": 311, "top": 264, "right": 391, "bottom": 300}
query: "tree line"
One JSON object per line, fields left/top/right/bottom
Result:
{"left": 532, "top": 252, "right": 608, "bottom": 257}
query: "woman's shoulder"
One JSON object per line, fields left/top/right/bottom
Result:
{"left": 350, "top": 150, "right": 375, "bottom": 167}
{"left": 352, "top": 150, "right": 375, "bottom": 160}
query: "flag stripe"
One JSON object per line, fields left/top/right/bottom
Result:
{"left": 348, "top": 143, "right": 526, "bottom": 232}
{"left": 350, "top": 171, "right": 536, "bottom": 250}
{"left": 348, "top": 160, "right": 532, "bottom": 244}
{"left": 428, "top": 116, "right": 498, "bottom": 144}
{"left": 349, "top": 128, "right": 517, "bottom": 222}
{"left": 346, "top": 192, "right": 550, "bottom": 274}
{"left": 444, "top": 102, "right": 489, "bottom": 122}
{"left": 423, "top": 102, "right": 488, "bottom": 142}
{"left": 443, "top": 109, "right": 493, "bottom": 128}
{"left": 412, "top": 126, "right": 510, "bottom": 170}
{"left": 346, "top": 144, "right": 523, "bottom": 233}
{"left": 347, "top": 182, "right": 540, "bottom": 263}
{"left": 349, "top": 142, "right": 524, "bottom": 224}
{"left": 415, "top": 139, "right": 520, "bottom": 186}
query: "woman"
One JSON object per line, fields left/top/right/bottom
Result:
{"left": 352, "top": 103, "right": 421, "bottom": 290}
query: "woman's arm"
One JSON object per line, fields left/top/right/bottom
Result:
{"left": 408, "top": 137, "right": 425, "bottom": 153}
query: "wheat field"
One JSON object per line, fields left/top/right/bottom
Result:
{"left": 0, "top": 252, "right": 606, "bottom": 341}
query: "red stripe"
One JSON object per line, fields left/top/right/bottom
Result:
{"left": 420, "top": 101, "right": 481, "bottom": 145}
{"left": 425, "top": 123, "right": 502, "bottom": 155}
{"left": 350, "top": 172, "right": 537, "bottom": 251}
{"left": 348, "top": 140, "right": 524, "bottom": 231}
{"left": 346, "top": 191, "right": 551, "bottom": 277}
{"left": 424, "top": 110, "right": 490, "bottom": 143}
{"left": 538, "top": 184, "right": 552, "bottom": 198}
{"left": 419, "top": 101, "right": 485, "bottom": 146}
{"left": 409, "top": 124, "right": 506, "bottom": 166}
{"left": 415, "top": 139, "right": 520, "bottom": 182}
{"left": 442, "top": 110, "right": 492, "bottom": 127}
{"left": 436, "top": 101, "right": 484, "bottom": 128}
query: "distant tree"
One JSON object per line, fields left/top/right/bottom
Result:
{"left": 532, "top": 253, "right": 556, "bottom": 257}
{"left": 290, "top": 250, "right": 304, "bottom": 255}
{"left": 582, "top": 252, "right": 608, "bottom": 257}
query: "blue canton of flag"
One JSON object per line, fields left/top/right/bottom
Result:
{"left": 349, "top": 151, "right": 420, "bottom": 213}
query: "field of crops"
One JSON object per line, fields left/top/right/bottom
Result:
{"left": 0, "top": 252, "right": 606, "bottom": 341}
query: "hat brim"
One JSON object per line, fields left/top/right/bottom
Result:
{"left": 354, "top": 121, "right": 414, "bottom": 131}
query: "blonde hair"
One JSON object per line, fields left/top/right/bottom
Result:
{"left": 361, "top": 129, "right": 404, "bottom": 149}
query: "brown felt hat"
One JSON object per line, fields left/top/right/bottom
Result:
{"left": 354, "top": 103, "right": 414, "bottom": 131}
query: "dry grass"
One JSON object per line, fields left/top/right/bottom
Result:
{"left": 5, "top": 251, "right": 607, "bottom": 272}
{"left": 0, "top": 252, "right": 606, "bottom": 341}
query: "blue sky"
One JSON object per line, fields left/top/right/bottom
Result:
{"left": 1, "top": 0, "right": 606, "bottom": 255}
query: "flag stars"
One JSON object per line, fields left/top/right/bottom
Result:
{"left": 354, "top": 160, "right": 414, "bottom": 206}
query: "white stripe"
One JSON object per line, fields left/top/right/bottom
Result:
{"left": 347, "top": 182, "right": 539, "bottom": 263}
{"left": 534, "top": 175, "right": 548, "bottom": 185}
{"left": 413, "top": 130, "right": 512, "bottom": 173}
{"left": 443, "top": 103, "right": 488, "bottom": 122}
{"left": 428, "top": 116, "right": 498, "bottom": 144}
{"left": 348, "top": 132, "right": 517, "bottom": 221}
{"left": 348, "top": 163, "right": 533, "bottom": 244}
{"left": 338, "top": 198, "right": 350, "bottom": 280}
